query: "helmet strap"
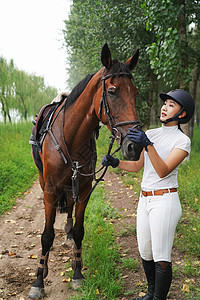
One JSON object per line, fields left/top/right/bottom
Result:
{"left": 159, "top": 106, "right": 184, "bottom": 124}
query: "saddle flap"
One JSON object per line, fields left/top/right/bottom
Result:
{"left": 35, "top": 103, "right": 57, "bottom": 140}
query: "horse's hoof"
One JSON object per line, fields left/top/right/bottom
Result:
{"left": 72, "top": 278, "right": 83, "bottom": 290}
{"left": 28, "top": 287, "right": 45, "bottom": 299}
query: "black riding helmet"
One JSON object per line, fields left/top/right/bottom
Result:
{"left": 159, "top": 89, "right": 195, "bottom": 124}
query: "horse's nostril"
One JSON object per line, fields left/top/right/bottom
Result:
{"left": 128, "top": 143, "right": 134, "bottom": 153}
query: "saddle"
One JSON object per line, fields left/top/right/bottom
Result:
{"left": 30, "top": 93, "right": 68, "bottom": 144}
{"left": 29, "top": 93, "right": 68, "bottom": 174}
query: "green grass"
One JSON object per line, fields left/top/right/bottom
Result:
{"left": 120, "top": 257, "right": 139, "bottom": 272}
{"left": 0, "top": 122, "right": 200, "bottom": 299}
{"left": 68, "top": 185, "right": 123, "bottom": 299}
{"left": 118, "top": 224, "right": 137, "bottom": 237}
{"left": 0, "top": 122, "right": 38, "bottom": 214}
{"left": 174, "top": 126, "right": 200, "bottom": 256}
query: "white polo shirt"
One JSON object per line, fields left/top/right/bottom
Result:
{"left": 141, "top": 125, "right": 191, "bottom": 191}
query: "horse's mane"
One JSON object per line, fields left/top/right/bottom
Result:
{"left": 109, "top": 59, "right": 132, "bottom": 78}
{"left": 67, "top": 73, "right": 95, "bottom": 108}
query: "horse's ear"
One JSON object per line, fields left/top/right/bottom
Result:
{"left": 101, "top": 43, "right": 112, "bottom": 69}
{"left": 125, "top": 49, "right": 139, "bottom": 71}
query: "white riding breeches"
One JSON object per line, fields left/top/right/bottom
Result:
{"left": 137, "top": 191, "right": 182, "bottom": 262}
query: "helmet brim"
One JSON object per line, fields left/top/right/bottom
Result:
{"left": 159, "top": 93, "right": 182, "bottom": 106}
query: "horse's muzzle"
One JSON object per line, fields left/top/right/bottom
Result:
{"left": 121, "top": 136, "right": 143, "bottom": 161}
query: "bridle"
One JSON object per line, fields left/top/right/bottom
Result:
{"left": 72, "top": 67, "right": 141, "bottom": 204}
{"left": 98, "top": 67, "right": 140, "bottom": 144}
{"left": 47, "top": 67, "right": 141, "bottom": 203}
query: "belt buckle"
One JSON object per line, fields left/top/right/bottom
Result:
{"left": 143, "top": 191, "right": 148, "bottom": 197}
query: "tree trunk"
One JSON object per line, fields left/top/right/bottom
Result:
{"left": 190, "top": 54, "right": 200, "bottom": 136}
{"left": 145, "top": 89, "right": 153, "bottom": 130}
{"left": 0, "top": 98, "right": 7, "bottom": 124}
{"left": 196, "top": 103, "right": 200, "bottom": 127}
{"left": 4, "top": 97, "right": 12, "bottom": 123}
{"left": 144, "top": 70, "right": 156, "bottom": 130}
{"left": 178, "top": 0, "right": 191, "bottom": 137}
{"left": 154, "top": 89, "right": 159, "bottom": 127}
{"left": 20, "top": 94, "right": 28, "bottom": 120}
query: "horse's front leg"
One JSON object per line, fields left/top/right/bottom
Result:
{"left": 28, "top": 191, "right": 56, "bottom": 299}
{"left": 71, "top": 189, "right": 90, "bottom": 289}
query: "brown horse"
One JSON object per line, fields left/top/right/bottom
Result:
{"left": 28, "top": 43, "right": 142, "bottom": 299}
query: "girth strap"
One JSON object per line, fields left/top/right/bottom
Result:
{"left": 48, "top": 129, "right": 68, "bottom": 165}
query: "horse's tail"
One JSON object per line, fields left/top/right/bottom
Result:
{"left": 31, "top": 144, "right": 43, "bottom": 175}
{"left": 58, "top": 192, "right": 68, "bottom": 213}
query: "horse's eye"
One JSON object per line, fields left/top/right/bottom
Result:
{"left": 108, "top": 86, "right": 116, "bottom": 96}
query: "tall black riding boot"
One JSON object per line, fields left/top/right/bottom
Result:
{"left": 153, "top": 262, "right": 172, "bottom": 300}
{"left": 132, "top": 259, "right": 155, "bottom": 300}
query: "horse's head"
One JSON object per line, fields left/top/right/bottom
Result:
{"left": 95, "top": 43, "right": 143, "bottom": 161}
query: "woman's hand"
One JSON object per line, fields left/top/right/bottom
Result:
{"left": 102, "top": 154, "right": 119, "bottom": 168}
{"left": 127, "top": 127, "right": 153, "bottom": 151}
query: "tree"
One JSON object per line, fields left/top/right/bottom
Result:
{"left": 63, "top": 0, "right": 156, "bottom": 127}
{"left": 188, "top": 1, "right": 200, "bottom": 131}
{"left": 0, "top": 57, "right": 15, "bottom": 123}
{"left": 0, "top": 56, "right": 58, "bottom": 123}
{"left": 141, "top": 0, "right": 200, "bottom": 136}
{"left": 63, "top": 0, "right": 200, "bottom": 131}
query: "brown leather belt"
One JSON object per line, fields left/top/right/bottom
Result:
{"left": 141, "top": 188, "right": 177, "bottom": 197}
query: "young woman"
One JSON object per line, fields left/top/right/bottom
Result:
{"left": 102, "top": 89, "right": 195, "bottom": 300}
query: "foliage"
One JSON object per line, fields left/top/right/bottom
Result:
{"left": 0, "top": 56, "right": 58, "bottom": 123}
{"left": 0, "top": 122, "right": 38, "bottom": 214}
{"left": 64, "top": 0, "right": 153, "bottom": 80}
{"left": 63, "top": 0, "right": 156, "bottom": 125}
{"left": 64, "top": 0, "right": 200, "bottom": 129}
{"left": 95, "top": 124, "right": 117, "bottom": 164}
{"left": 174, "top": 125, "right": 200, "bottom": 256}
{"left": 141, "top": 0, "right": 200, "bottom": 88}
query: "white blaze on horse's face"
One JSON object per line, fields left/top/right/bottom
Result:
{"left": 110, "top": 85, "right": 116, "bottom": 90}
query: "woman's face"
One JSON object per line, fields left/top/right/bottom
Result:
{"left": 160, "top": 99, "right": 182, "bottom": 125}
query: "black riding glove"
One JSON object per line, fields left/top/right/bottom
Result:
{"left": 127, "top": 126, "right": 153, "bottom": 151}
{"left": 102, "top": 154, "right": 119, "bottom": 168}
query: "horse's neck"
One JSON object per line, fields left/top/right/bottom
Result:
{"left": 65, "top": 73, "right": 101, "bottom": 152}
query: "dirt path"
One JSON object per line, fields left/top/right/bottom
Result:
{"left": 0, "top": 173, "right": 193, "bottom": 299}
{"left": 0, "top": 179, "right": 75, "bottom": 300}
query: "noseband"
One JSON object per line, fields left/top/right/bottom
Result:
{"left": 98, "top": 67, "right": 140, "bottom": 143}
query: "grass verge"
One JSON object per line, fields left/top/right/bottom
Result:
{"left": 0, "top": 122, "right": 38, "bottom": 214}
{"left": 1, "top": 122, "right": 200, "bottom": 298}
{"left": 67, "top": 186, "right": 123, "bottom": 299}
